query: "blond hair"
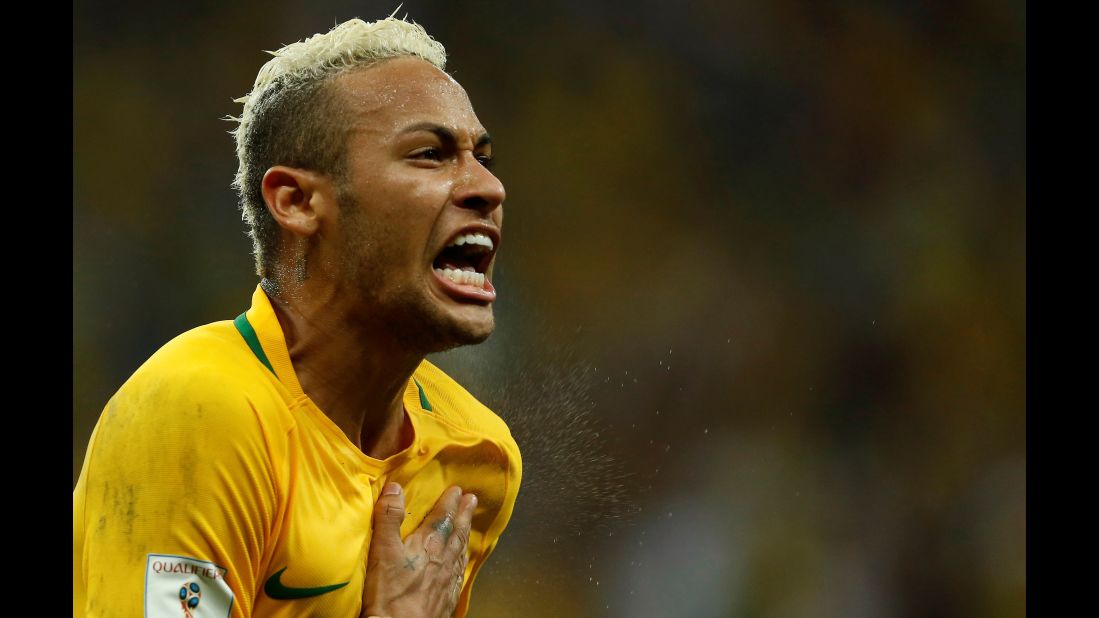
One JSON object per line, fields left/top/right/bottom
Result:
{"left": 229, "top": 16, "right": 447, "bottom": 278}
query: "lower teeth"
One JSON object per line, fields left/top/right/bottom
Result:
{"left": 437, "top": 268, "right": 484, "bottom": 288}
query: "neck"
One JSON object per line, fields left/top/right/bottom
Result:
{"left": 262, "top": 278, "right": 421, "bottom": 459}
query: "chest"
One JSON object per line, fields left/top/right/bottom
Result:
{"left": 251, "top": 429, "right": 511, "bottom": 616}
{"left": 252, "top": 437, "right": 375, "bottom": 616}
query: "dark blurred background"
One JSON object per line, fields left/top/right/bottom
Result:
{"left": 73, "top": 1, "right": 1025, "bottom": 616}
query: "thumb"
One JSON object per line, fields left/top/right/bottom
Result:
{"left": 372, "top": 482, "right": 407, "bottom": 550}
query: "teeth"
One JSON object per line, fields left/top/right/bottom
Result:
{"left": 436, "top": 268, "right": 486, "bottom": 289}
{"left": 445, "top": 232, "right": 494, "bottom": 251}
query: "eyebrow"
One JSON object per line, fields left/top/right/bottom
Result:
{"left": 398, "top": 122, "right": 493, "bottom": 149}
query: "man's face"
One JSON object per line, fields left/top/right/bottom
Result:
{"left": 319, "top": 57, "right": 506, "bottom": 352}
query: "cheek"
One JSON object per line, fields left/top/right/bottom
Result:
{"left": 391, "top": 179, "right": 453, "bottom": 238}
{"left": 371, "top": 213, "right": 439, "bottom": 269}
{"left": 352, "top": 170, "right": 455, "bottom": 263}
{"left": 382, "top": 172, "right": 454, "bottom": 217}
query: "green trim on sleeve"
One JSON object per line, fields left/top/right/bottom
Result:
{"left": 234, "top": 313, "right": 277, "bottom": 376}
{"left": 413, "top": 378, "right": 432, "bottom": 412}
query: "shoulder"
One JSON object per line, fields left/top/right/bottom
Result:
{"left": 412, "top": 360, "right": 519, "bottom": 455}
{"left": 83, "top": 319, "right": 291, "bottom": 515}
{"left": 100, "top": 319, "right": 293, "bottom": 442}
{"left": 136, "top": 319, "right": 271, "bottom": 393}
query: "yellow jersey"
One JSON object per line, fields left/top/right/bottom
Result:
{"left": 73, "top": 285, "right": 522, "bottom": 617}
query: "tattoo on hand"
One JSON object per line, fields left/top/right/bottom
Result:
{"left": 404, "top": 555, "right": 421, "bottom": 571}
{"left": 432, "top": 515, "right": 455, "bottom": 542}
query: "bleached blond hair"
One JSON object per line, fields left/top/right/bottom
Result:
{"left": 229, "top": 16, "right": 447, "bottom": 278}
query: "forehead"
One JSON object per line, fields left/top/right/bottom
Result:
{"left": 333, "top": 57, "right": 484, "bottom": 137}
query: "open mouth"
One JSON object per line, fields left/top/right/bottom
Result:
{"left": 431, "top": 230, "right": 498, "bottom": 301}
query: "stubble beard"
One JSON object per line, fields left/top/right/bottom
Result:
{"left": 336, "top": 193, "right": 494, "bottom": 355}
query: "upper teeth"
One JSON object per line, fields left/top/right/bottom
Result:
{"left": 446, "top": 232, "right": 494, "bottom": 250}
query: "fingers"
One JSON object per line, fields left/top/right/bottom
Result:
{"left": 423, "top": 486, "right": 463, "bottom": 558}
{"left": 371, "top": 482, "right": 407, "bottom": 554}
{"left": 443, "top": 492, "right": 477, "bottom": 565}
{"left": 445, "top": 497, "right": 476, "bottom": 618}
{"left": 451, "top": 568, "right": 465, "bottom": 608}
{"left": 364, "top": 485, "right": 479, "bottom": 618}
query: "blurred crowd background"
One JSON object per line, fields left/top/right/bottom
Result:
{"left": 74, "top": 1, "right": 1025, "bottom": 616}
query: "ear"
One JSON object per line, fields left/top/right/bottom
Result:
{"left": 260, "top": 166, "right": 331, "bottom": 237}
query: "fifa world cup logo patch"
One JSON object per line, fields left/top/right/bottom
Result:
{"left": 145, "top": 554, "right": 234, "bottom": 617}
{"left": 179, "top": 581, "right": 202, "bottom": 617}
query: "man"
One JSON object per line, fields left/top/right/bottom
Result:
{"left": 73, "top": 16, "right": 521, "bottom": 618}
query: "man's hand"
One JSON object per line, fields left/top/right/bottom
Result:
{"left": 362, "top": 483, "right": 477, "bottom": 618}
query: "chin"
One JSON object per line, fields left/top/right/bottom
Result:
{"left": 435, "top": 312, "right": 495, "bottom": 351}
{"left": 402, "top": 302, "right": 496, "bottom": 354}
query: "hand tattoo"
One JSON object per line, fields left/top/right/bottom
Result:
{"left": 432, "top": 515, "right": 455, "bottom": 543}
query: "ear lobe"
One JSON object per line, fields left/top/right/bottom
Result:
{"left": 261, "top": 166, "right": 323, "bottom": 236}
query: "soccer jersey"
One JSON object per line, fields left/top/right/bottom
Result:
{"left": 73, "top": 285, "right": 522, "bottom": 617}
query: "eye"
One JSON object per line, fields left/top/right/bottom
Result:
{"left": 409, "top": 147, "right": 444, "bottom": 161}
{"left": 476, "top": 154, "right": 495, "bottom": 170}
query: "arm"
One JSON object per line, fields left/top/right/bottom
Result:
{"left": 73, "top": 371, "right": 279, "bottom": 617}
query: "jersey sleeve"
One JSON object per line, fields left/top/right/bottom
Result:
{"left": 74, "top": 366, "right": 282, "bottom": 618}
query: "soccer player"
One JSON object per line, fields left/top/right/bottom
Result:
{"left": 73, "top": 16, "right": 521, "bottom": 618}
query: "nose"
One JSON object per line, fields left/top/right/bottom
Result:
{"left": 452, "top": 153, "right": 506, "bottom": 215}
